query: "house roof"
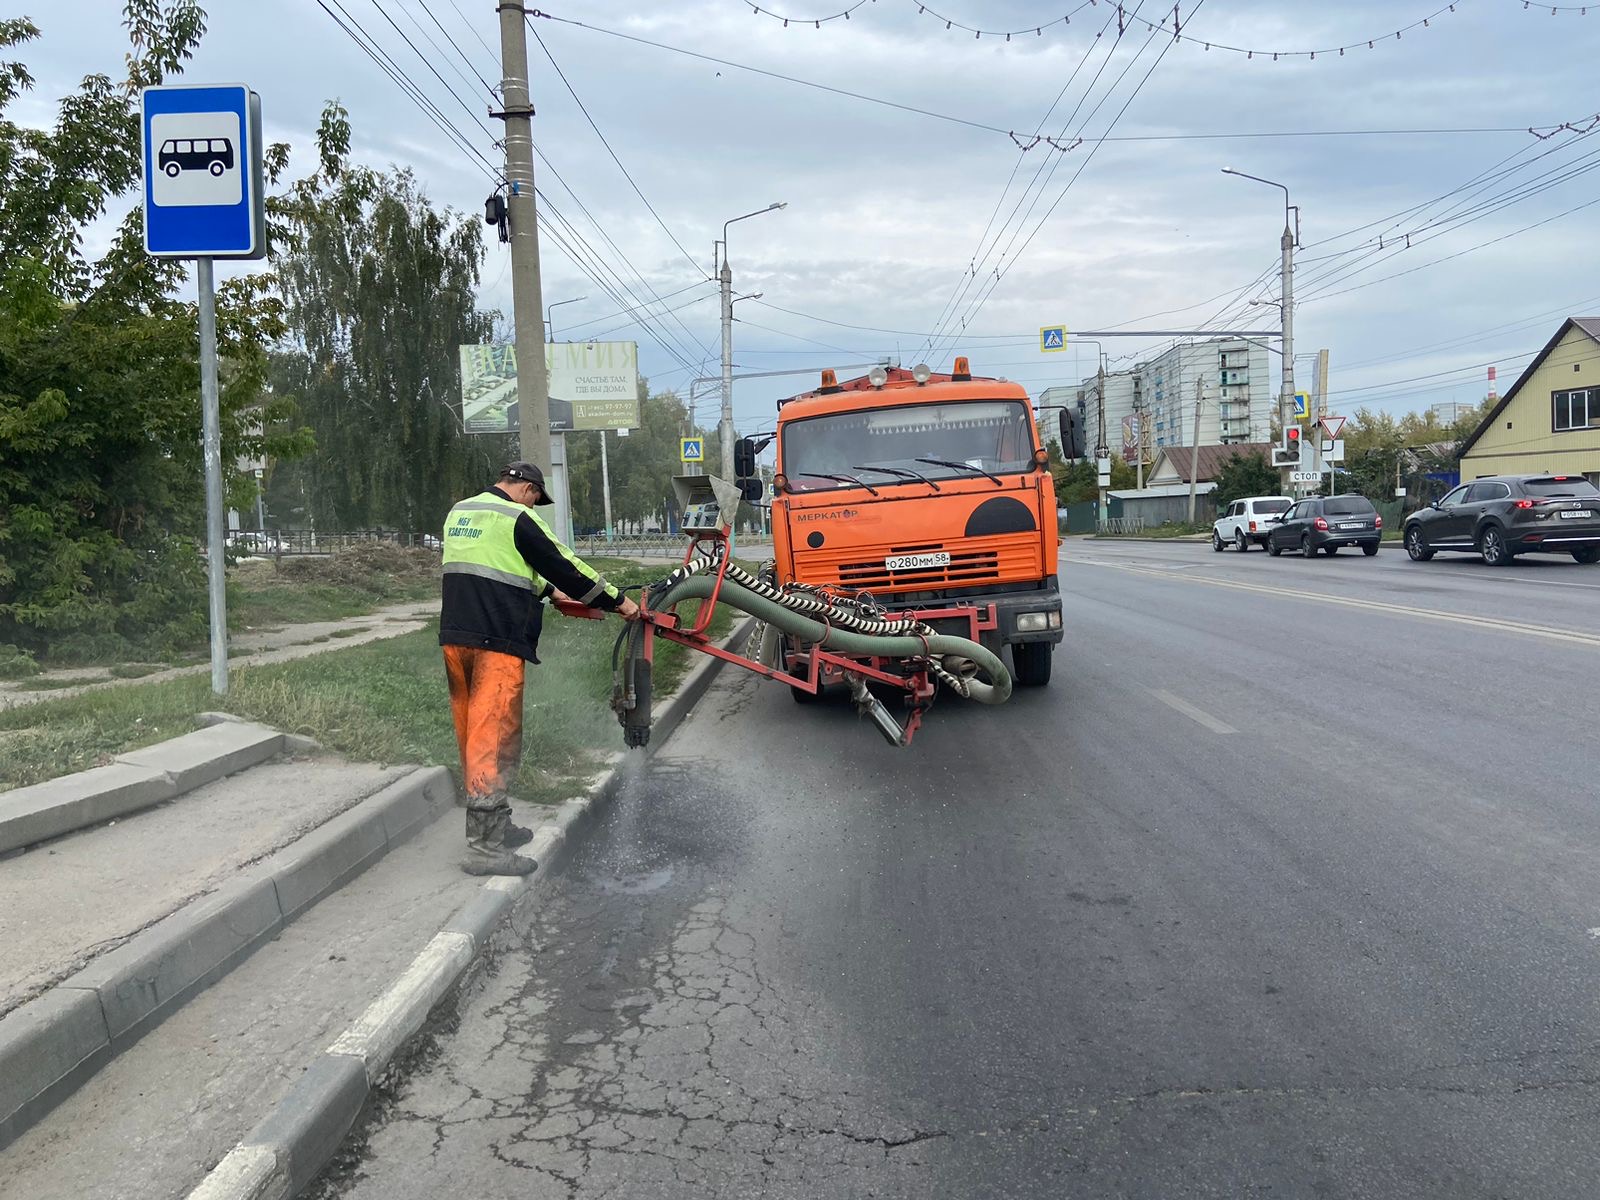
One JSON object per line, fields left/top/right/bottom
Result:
{"left": 1148, "top": 442, "right": 1271, "bottom": 484}
{"left": 1459, "top": 317, "right": 1600, "bottom": 457}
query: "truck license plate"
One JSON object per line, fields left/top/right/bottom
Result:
{"left": 885, "top": 551, "right": 950, "bottom": 571}
{"left": 1560, "top": 510, "right": 1592, "bottom": 520}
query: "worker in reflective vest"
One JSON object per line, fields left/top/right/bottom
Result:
{"left": 440, "top": 461, "right": 640, "bottom": 875}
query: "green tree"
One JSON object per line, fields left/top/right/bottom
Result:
{"left": 267, "top": 103, "right": 506, "bottom": 535}
{"left": 1052, "top": 454, "right": 1134, "bottom": 505}
{"left": 0, "top": 7, "right": 308, "bottom": 661}
{"left": 567, "top": 387, "right": 708, "bottom": 532}
{"left": 1211, "top": 450, "right": 1283, "bottom": 510}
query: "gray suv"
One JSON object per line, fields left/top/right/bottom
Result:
{"left": 1403, "top": 474, "right": 1600, "bottom": 565}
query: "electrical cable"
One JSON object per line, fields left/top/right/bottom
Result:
{"left": 930, "top": 2, "right": 1198, "bottom": 367}
{"left": 364, "top": 0, "right": 502, "bottom": 145}
{"left": 393, "top": 0, "right": 497, "bottom": 105}
{"left": 317, "top": 0, "right": 502, "bottom": 184}
{"left": 527, "top": 20, "right": 707, "bottom": 279}
{"left": 923, "top": 2, "right": 1148, "bottom": 362}
{"left": 412, "top": 0, "right": 501, "bottom": 95}
{"left": 533, "top": 146, "right": 717, "bottom": 365}
{"left": 916, "top": 1, "right": 1126, "bottom": 363}
{"left": 744, "top": 0, "right": 876, "bottom": 27}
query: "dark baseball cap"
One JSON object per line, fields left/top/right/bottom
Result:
{"left": 499, "top": 461, "right": 554, "bottom": 504}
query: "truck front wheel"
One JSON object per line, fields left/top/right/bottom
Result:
{"left": 1011, "top": 642, "right": 1053, "bottom": 687}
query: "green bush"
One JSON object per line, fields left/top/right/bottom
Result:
{"left": 0, "top": 644, "right": 42, "bottom": 679}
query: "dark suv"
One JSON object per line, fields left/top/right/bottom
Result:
{"left": 1266, "top": 494, "right": 1382, "bottom": 557}
{"left": 1402, "top": 474, "right": 1600, "bottom": 566}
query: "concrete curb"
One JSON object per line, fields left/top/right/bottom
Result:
{"left": 0, "top": 764, "right": 455, "bottom": 1151}
{"left": 0, "top": 720, "right": 289, "bottom": 855}
{"left": 1087, "top": 535, "right": 1210, "bottom": 544}
{"left": 187, "top": 618, "right": 756, "bottom": 1200}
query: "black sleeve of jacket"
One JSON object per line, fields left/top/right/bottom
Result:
{"left": 512, "top": 513, "right": 623, "bottom": 609}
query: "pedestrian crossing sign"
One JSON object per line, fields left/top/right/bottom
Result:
{"left": 1040, "top": 325, "right": 1067, "bottom": 353}
{"left": 1293, "top": 391, "right": 1310, "bottom": 420}
{"left": 680, "top": 437, "right": 704, "bottom": 463}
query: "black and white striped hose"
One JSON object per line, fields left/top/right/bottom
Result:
{"left": 649, "top": 550, "right": 982, "bottom": 698}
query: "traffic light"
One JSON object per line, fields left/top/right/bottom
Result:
{"left": 1271, "top": 425, "right": 1302, "bottom": 468}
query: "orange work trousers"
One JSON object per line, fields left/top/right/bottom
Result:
{"left": 442, "top": 645, "right": 526, "bottom": 803}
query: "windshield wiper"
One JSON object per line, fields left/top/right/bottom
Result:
{"left": 851, "top": 464, "right": 942, "bottom": 491}
{"left": 916, "top": 457, "right": 1004, "bottom": 487}
{"left": 789, "top": 471, "right": 879, "bottom": 496}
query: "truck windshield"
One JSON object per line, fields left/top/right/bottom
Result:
{"left": 782, "top": 400, "right": 1035, "bottom": 490}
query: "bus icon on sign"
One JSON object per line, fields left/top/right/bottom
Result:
{"left": 159, "top": 137, "right": 234, "bottom": 178}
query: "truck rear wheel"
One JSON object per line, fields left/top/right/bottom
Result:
{"left": 1011, "top": 642, "right": 1053, "bottom": 687}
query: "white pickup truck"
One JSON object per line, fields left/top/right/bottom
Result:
{"left": 1212, "top": 495, "right": 1292, "bottom": 551}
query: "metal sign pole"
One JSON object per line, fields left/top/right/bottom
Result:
{"left": 196, "top": 256, "right": 228, "bottom": 694}
{"left": 599, "top": 429, "right": 614, "bottom": 542}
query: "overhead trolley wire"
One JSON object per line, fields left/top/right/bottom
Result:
{"left": 527, "top": 20, "right": 709, "bottom": 279}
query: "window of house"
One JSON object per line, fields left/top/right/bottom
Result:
{"left": 1553, "top": 388, "right": 1595, "bottom": 432}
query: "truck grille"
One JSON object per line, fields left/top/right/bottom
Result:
{"left": 837, "top": 547, "right": 998, "bottom": 590}
{"left": 795, "top": 533, "right": 1039, "bottom": 594}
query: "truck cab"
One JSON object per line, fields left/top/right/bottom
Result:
{"left": 756, "top": 359, "right": 1063, "bottom": 686}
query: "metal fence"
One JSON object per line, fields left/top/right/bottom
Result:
{"left": 572, "top": 533, "right": 685, "bottom": 559}
{"left": 228, "top": 529, "right": 439, "bottom": 557}
{"left": 572, "top": 533, "right": 776, "bottom": 560}
{"left": 232, "top": 528, "right": 778, "bottom": 561}
{"left": 1096, "top": 516, "right": 1147, "bottom": 535}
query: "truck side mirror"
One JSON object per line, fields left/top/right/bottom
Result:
{"left": 738, "top": 477, "right": 763, "bottom": 504}
{"left": 734, "top": 437, "right": 758, "bottom": 479}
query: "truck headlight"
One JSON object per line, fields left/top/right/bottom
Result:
{"left": 1016, "top": 612, "right": 1050, "bottom": 632}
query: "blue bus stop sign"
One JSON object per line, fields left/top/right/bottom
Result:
{"left": 142, "top": 83, "right": 265, "bottom": 258}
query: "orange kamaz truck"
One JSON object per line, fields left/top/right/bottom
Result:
{"left": 736, "top": 357, "right": 1063, "bottom": 689}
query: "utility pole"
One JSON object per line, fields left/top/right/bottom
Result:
{"left": 716, "top": 203, "right": 785, "bottom": 478}
{"left": 197, "top": 257, "right": 227, "bottom": 695}
{"left": 719, "top": 253, "right": 734, "bottom": 478}
{"left": 495, "top": 0, "right": 565, "bottom": 539}
{"left": 1188, "top": 378, "right": 1204, "bottom": 526}
{"left": 1095, "top": 359, "right": 1109, "bottom": 529}
{"left": 1223, "top": 168, "right": 1297, "bottom": 492}
{"left": 1280, "top": 215, "right": 1295, "bottom": 450}
{"left": 1132, "top": 396, "right": 1146, "bottom": 490}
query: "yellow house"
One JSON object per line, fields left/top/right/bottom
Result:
{"left": 1459, "top": 317, "right": 1600, "bottom": 485}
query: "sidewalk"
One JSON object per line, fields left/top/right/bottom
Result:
{"left": 1, "top": 755, "right": 412, "bottom": 1017}
{"left": 0, "top": 620, "right": 751, "bottom": 1197}
{"left": 0, "top": 601, "right": 434, "bottom": 713}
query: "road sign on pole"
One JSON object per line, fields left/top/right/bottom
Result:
{"left": 142, "top": 84, "right": 265, "bottom": 259}
{"left": 1040, "top": 326, "right": 1067, "bottom": 353}
{"left": 140, "top": 83, "right": 267, "bottom": 697}
{"left": 680, "top": 437, "right": 705, "bottom": 464}
{"left": 1293, "top": 391, "right": 1310, "bottom": 421}
{"left": 1289, "top": 470, "right": 1321, "bottom": 483}
{"left": 1318, "top": 414, "right": 1346, "bottom": 441}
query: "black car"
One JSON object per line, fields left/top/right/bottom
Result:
{"left": 1266, "top": 494, "right": 1382, "bottom": 557}
{"left": 1403, "top": 474, "right": 1600, "bottom": 566}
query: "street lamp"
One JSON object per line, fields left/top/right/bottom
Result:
{"left": 716, "top": 202, "right": 787, "bottom": 478}
{"left": 545, "top": 295, "right": 587, "bottom": 343}
{"left": 1222, "top": 168, "right": 1299, "bottom": 472}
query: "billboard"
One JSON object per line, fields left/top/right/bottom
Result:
{"left": 459, "top": 340, "right": 640, "bottom": 434}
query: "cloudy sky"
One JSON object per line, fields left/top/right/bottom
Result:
{"left": 17, "top": 0, "right": 1600, "bottom": 435}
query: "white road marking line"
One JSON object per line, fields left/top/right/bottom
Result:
{"left": 1151, "top": 689, "right": 1239, "bottom": 736}
{"left": 1587, "top": 928, "right": 1600, "bottom": 940}
{"left": 1078, "top": 560, "right": 1600, "bottom": 649}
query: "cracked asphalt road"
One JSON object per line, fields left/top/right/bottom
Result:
{"left": 328, "top": 544, "right": 1600, "bottom": 1198}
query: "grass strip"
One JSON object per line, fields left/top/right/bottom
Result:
{"left": 1, "top": 564, "right": 732, "bottom": 802}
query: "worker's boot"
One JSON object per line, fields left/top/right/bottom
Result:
{"left": 462, "top": 802, "right": 537, "bottom": 877}
{"left": 488, "top": 792, "right": 536, "bottom": 848}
